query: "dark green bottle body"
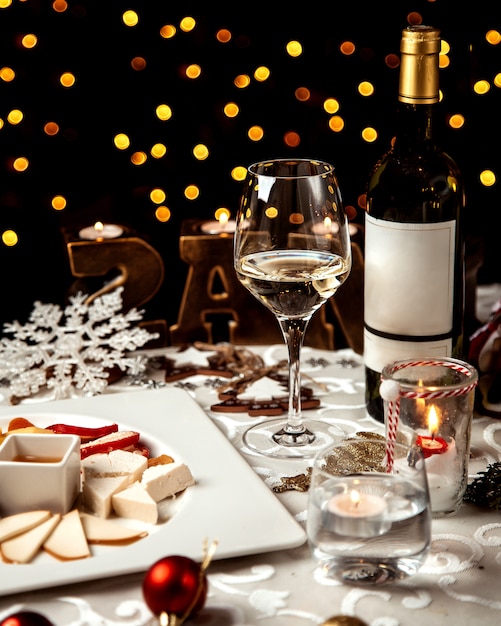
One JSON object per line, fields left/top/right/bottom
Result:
{"left": 364, "top": 103, "right": 465, "bottom": 423}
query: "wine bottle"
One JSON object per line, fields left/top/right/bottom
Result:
{"left": 364, "top": 25, "right": 465, "bottom": 422}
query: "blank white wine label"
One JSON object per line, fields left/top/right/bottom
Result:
{"left": 364, "top": 215, "right": 455, "bottom": 371}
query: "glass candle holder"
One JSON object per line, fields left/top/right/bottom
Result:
{"left": 307, "top": 436, "right": 431, "bottom": 585}
{"left": 380, "top": 357, "right": 478, "bottom": 517}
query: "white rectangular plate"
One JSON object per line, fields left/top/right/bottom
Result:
{"left": 0, "top": 388, "right": 306, "bottom": 596}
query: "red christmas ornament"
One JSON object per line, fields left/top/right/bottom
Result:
{"left": 142, "top": 555, "right": 208, "bottom": 622}
{"left": 0, "top": 612, "right": 54, "bottom": 626}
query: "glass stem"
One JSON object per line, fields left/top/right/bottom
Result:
{"left": 278, "top": 317, "right": 309, "bottom": 433}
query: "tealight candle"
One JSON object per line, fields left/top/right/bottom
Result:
{"left": 200, "top": 213, "right": 236, "bottom": 234}
{"left": 325, "top": 486, "right": 390, "bottom": 538}
{"left": 79, "top": 222, "right": 123, "bottom": 241}
{"left": 311, "top": 218, "right": 358, "bottom": 237}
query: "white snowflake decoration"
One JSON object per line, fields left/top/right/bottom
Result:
{"left": 0, "top": 287, "right": 158, "bottom": 401}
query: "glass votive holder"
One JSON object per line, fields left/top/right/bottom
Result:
{"left": 380, "top": 357, "right": 478, "bottom": 518}
{"left": 307, "top": 436, "right": 431, "bottom": 586}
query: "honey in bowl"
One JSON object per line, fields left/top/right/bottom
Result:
{"left": 11, "top": 455, "right": 63, "bottom": 463}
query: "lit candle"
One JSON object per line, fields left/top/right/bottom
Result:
{"left": 79, "top": 221, "right": 123, "bottom": 240}
{"left": 200, "top": 213, "right": 236, "bottom": 234}
{"left": 415, "top": 405, "right": 448, "bottom": 457}
{"left": 311, "top": 217, "right": 358, "bottom": 237}
{"left": 417, "top": 404, "right": 458, "bottom": 512}
{"left": 325, "top": 486, "right": 390, "bottom": 538}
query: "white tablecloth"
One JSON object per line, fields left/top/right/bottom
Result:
{"left": 0, "top": 284, "right": 500, "bottom": 626}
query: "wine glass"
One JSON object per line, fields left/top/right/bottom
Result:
{"left": 234, "top": 158, "right": 352, "bottom": 458}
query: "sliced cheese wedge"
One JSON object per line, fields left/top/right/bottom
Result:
{"left": 1, "top": 514, "right": 61, "bottom": 564}
{"left": 82, "top": 449, "right": 147, "bottom": 483}
{"left": 0, "top": 510, "right": 52, "bottom": 543}
{"left": 112, "top": 482, "right": 158, "bottom": 524}
{"left": 80, "top": 512, "right": 148, "bottom": 544}
{"left": 43, "top": 509, "right": 90, "bottom": 560}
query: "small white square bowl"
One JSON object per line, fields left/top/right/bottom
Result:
{"left": 0, "top": 433, "right": 81, "bottom": 516}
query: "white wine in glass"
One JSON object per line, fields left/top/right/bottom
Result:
{"left": 234, "top": 158, "right": 352, "bottom": 458}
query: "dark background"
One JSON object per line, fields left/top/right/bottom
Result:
{"left": 0, "top": 1, "right": 499, "bottom": 334}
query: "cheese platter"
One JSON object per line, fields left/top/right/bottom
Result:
{"left": 0, "top": 388, "right": 306, "bottom": 595}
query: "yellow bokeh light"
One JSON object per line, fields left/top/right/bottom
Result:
{"left": 494, "top": 73, "right": 501, "bottom": 88}
{"left": 160, "top": 24, "right": 176, "bottom": 38}
{"left": 265, "top": 206, "right": 278, "bottom": 219}
{"left": 248, "top": 126, "right": 264, "bottom": 141}
{"left": 185, "top": 64, "right": 201, "bottom": 79}
{"left": 155, "top": 206, "right": 171, "bottom": 222}
{"left": 51, "top": 195, "right": 66, "bottom": 210}
{"left": 0, "top": 0, "right": 12, "bottom": 8}
{"left": 324, "top": 98, "right": 339, "bottom": 114}
{"left": 13, "top": 157, "right": 29, "bottom": 171}
{"left": 122, "top": 10, "right": 139, "bottom": 27}
{"left": 184, "top": 185, "right": 199, "bottom": 200}
{"left": 439, "top": 54, "right": 450, "bottom": 69}
{"left": 216, "top": 29, "right": 231, "bottom": 43}
{"left": 44, "top": 121, "right": 59, "bottom": 135}
{"left": 131, "top": 151, "right": 147, "bottom": 165}
{"left": 295, "top": 87, "right": 310, "bottom": 102}
{"left": 150, "top": 188, "right": 166, "bottom": 203}
{"left": 113, "top": 133, "right": 130, "bottom": 150}
{"left": 180, "top": 16, "right": 196, "bottom": 32}
{"left": 156, "top": 104, "right": 173, "bottom": 121}
{"left": 151, "top": 143, "right": 167, "bottom": 158}
{"left": 193, "top": 143, "right": 209, "bottom": 160}
{"left": 474, "top": 79, "right": 490, "bottom": 94}
{"left": 286, "top": 40, "right": 302, "bottom": 57}
{"left": 0, "top": 66, "right": 15, "bottom": 82}
{"left": 21, "top": 34, "right": 37, "bottom": 48}
{"left": 60, "top": 72, "right": 76, "bottom": 87}
{"left": 362, "top": 127, "right": 378, "bottom": 142}
{"left": 358, "top": 81, "right": 374, "bottom": 96}
{"left": 479, "top": 170, "right": 496, "bottom": 186}
{"left": 486, "top": 30, "right": 501, "bottom": 45}
{"left": 7, "top": 109, "right": 23, "bottom": 124}
{"left": 0, "top": 119, "right": 4, "bottom": 130}
{"left": 231, "top": 166, "right": 247, "bottom": 181}
{"left": 223, "top": 102, "right": 239, "bottom": 117}
{"left": 449, "top": 113, "right": 465, "bottom": 129}
{"left": 234, "top": 74, "right": 251, "bottom": 88}
{"left": 2, "top": 230, "right": 18, "bottom": 247}
{"left": 254, "top": 66, "right": 270, "bottom": 82}
{"left": 328, "top": 115, "right": 345, "bottom": 132}
{"left": 440, "top": 40, "right": 450, "bottom": 55}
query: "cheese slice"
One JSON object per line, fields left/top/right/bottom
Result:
{"left": 82, "top": 475, "right": 131, "bottom": 518}
{"left": 82, "top": 449, "right": 147, "bottom": 484}
{"left": 43, "top": 509, "right": 90, "bottom": 560}
{"left": 1, "top": 514, "right": 61, "bottom": 564}
{"left": 141, "top": 461, "right": 195, "bottom": 502}
{"left": 0, "top": 510, "right": 52, "bottom": 542}
{"left": 80, "top": 512, "right": 148, "bottom": 543}
{"left": 112, "top": 482, "right": 158, "bottom": 524}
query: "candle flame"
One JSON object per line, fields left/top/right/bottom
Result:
{"left": 94, "top": 221, "right": 104, "bottom": 232}
{"left": 218, "top": 212, "right": 229, "bottom": 226}
{"left": 323, "top": 216, "right": 332, "bottom": 230}
{"left": 427, "top": 404, "right": 440, "bottom": 437}
{"left": 350, "top": 489, "right": 361, "bottom": 508}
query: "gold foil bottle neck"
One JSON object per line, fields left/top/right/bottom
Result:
{"left": 399, "top": 25, "right": 440, "bottom": 104}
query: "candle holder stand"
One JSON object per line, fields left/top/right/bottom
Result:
{"left": 381, "top": 357, "right": 478, "bottom": 517}
{"left": 170, "top": 219, "right": 338, "bottom": 348}
{"left": 63, "top": 227, "right": 167, "bottom": 346}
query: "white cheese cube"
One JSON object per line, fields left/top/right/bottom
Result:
{"left": 141, "top": 462, "right": 195, "bottom": 502}
{"left": 82, "top": 475, "right": 131, "bottom": 518}
{"left": 112, "top": 482, "right": 158, "bottom": 524}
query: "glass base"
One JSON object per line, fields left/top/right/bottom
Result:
{"left": 242, "top": 418, "right": 344, "bottom": 459}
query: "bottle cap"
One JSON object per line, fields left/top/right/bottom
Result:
{"left": 399, "top": 26, "right": 441, "bottom": 104}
